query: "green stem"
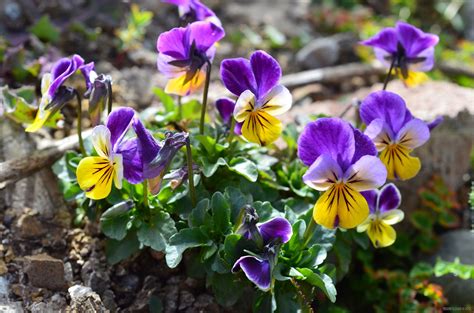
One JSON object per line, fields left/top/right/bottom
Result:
{"left": 75, "top": 91, "right": 86, "bottom": 156}
{"left": 382, "top": 57, "right": 396, "bottom": 91}
{"left": 143, "top": 180, "right": 149, "bottom": 209}
{"left": 185, "top": 138, "right": 197, "bottom": 207}
{"left": 227, "top": 118, "right": 236, "bottom": 144}
{"left": 302, "top": 217, "right": 316, "bottom": 249}
{"left": 199, "top": 61, "right": 212, "bottom": 135}
{"left": 106, "top": 80, "right": 113, "bottom": 115}
{"left": 177, "top": 95, "right": 182, "bottom": 121}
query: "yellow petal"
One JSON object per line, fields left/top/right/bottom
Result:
{"left": 241, "top": 110, "right": 282, "bottom": 146}
{"left": 165, "top": 70, "right": 206, "bottom": 96}
{"left": 25, "top": 107, "right": 52, "bottom": 132}
{"left": 26, "top": 75, "right": 53, "bottom": 132}
{"left": 313, "top": 184, "right": 369, "bottom": 229}
{"left": 397, "top": 70, "right": 428, "bottom": 87}
{"left": 76, "top": 156, "right": 115, "bottom": 200}
{"left": 380, "top": 144, "right": 421, "bottom": 180}
{"left": 366, "top": 219, "right": 396, "bottom": 248}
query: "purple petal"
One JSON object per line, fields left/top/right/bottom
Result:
{"left": 157, "top": 26, "right": 189, "bottom": 59}
{"left": 220, "top": 57, "right": 257, "bottom": 96}
{"left": 188, "top": 21, "right": 225, "bottom": 53}
{"left": 351, "top": 127, "right": 377, "bottom": 163}
{"left": 232, "top": 256, "right": 271, "bottom": 290}
{"left": 48, "top": 54, "right": 84, "bottom": 98}
{"left": 257, "top": 217, "right": 292, "bottom": 244}
{"left": 234, "top": 122, "right": 243, "bottom": 135}
{"left": 116, "top": 138, "right": 143, "bottom": 184}
{"left": 427, "top": 116, "right": 443, "bottom": 131}
{"left": 378, "top": 183, "right": 402, "bottom": 212}
{"left": 409, "top": 47, "right": 435, "bottom": 72}
{"left": 396, "top": 118, "right": 430, "bottom": 149}
{"left": 297, "top": 118, "right": 355, "bottom": 171}
{"left": 162, "top": 0, "right": 188, "bottom": 5}
{"left": 360, "top": 27, "right": 398, "bottom": 54}
{"left": 106, "top": 107, "right": 135, "bottom": 149}
{"left": 302, "top": 154, "right": 343, "bottom": 191}
{"left": 361, "top": 190, "right": 378, "bottom": 214}
{"left": 359, "top": 91, "right": 410, "bottom": 135}
{"left": 215, "top": 97, "right": 235, "bottom": 123}
{"left": 132, "top": 118, "right": 161, "bottom": 166}
{"left": 80, "top": 61, "right": 95, "bottom": 90}
{"left": 396, "top": 21, "right": 439, "bottom": 58}
{"left": 250, "top": 50, "right": 281, "bottom": 99}
{"left": 190, "top": 0, "right": 220, "bottom": 24}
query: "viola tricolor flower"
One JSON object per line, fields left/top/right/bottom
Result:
{"left": 157, "top": 21, "right": 225, "bottom": 96}
{"left": 162, "top": 0, "right": 221, "bottom": 26}
{"left": 361, "top": 21, "right": 439, "bottom": 86}
{"left": 357, "top": 184, "right": 404, "bottom": 248}
{"left": 215, "top": 97, "right": 242, "bottom": 135}
{"left": 298, "top": 118, "right": 387, "bottom": 229}
{"left": 76, "top": 108, "right": 142, "bottom": 200}
{"left": 220, "top": 50, "right": 292, "bottom": 146}
{"left": 26, "top": 54, "right": 94, "bottom": 132}
{"left": 133, "top": 119, "right": 188, "bottom": 195}
{"left": 360, "top": 90, "right": 433, "bottom": 181}
{"left": 233, "top": 211, "right": 292, "bottom": 291}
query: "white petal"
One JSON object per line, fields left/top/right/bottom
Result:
{"left": 344, "top": 155, "right": 387, "bottom": 191}
{"left": 233, "top": 90, "right": 256, "bottom": 122}
{"left": 113, "top": 154, "right": 123, "bottom": 189}
{"left": 379, "top": 209, "right": 404, "bottom": 225}
{"left": 91, "top": 125, "right": 113, "bottom": 158}
{"left": 356, "top": 214, "right": 376, "bottom": 232}
{"left": 302, "top": 154, "right": 343, "bottom": 191}
{"left": 259, "top": 85, "right": 292, "bottom": 116}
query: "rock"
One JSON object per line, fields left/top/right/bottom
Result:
{"left": 81, "top": 260, "right": 110, "bottom": 294}
{"left": 101, "top": 289, "right": 117, "bottom": 312}
{"left": 429, "top": 230, "right": 474, "bottom": 306}
{"left": 0, "top": 302, "right": 23, "bottom": 313}
{"left": 178, "top": 290, "right": 195, "bottom": 310}
{"left": 14, "top": 210, "right": 46, "bottom": 239}
{"left": 0, "top": 276, "right": 9, "bottom": 301}
{"left": 0, "top": 260, "right": 7, "bottom": 275}
{"left": 68, "top": 284, "right": 107, "bottom": 312}
{"left": 296, "top": 33, "right": 358, "bottom": 69}
{"left": 24, "top": 254, "right": 66, "bottom": 291}
{"left": 461, "top": 1, "right": 474, "bottom": 41}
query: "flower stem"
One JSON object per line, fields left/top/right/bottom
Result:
{"left": 302, "top": 217, "right": 316, "bottom": 249}
{"left": 75, "top": 91, "right": 86, "bottom": 156}
{"left": 185, "top": 138, "right": 197, "bottom": 207}
{"left": 177, "top": 96, "right": 182, "bottom": 121}
{"left": 227, "top": 118, "right": 236, "bottom": 143}
{"left": 106, "top": 79, "right": 113, "bottom": 115}
{"left": 382, "top": 57, "right": 396, "bottom": 90}
{"left": 143, "top": 180, "right": 149, "bottom": 209}
{"left": 199, "top": 61, "right": 212, "bottom": 135}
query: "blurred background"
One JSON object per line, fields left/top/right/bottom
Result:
{"left": 0, "top": 0, "right": 473, "bottom": 311}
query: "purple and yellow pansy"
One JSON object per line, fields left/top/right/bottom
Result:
{"left": 361, "top": 21, "right": 439, "bottom": 86}
{"left": 298, "top": 118, "right": 387, "bottom": 229}
{"left": 360, "top": 90, "right": 437, "bottom": 181}
{"left": 157, "top": 21, "right": 225, "bottom": 96}
{"left": 357, "top": 183, "right": 404, "bottom": 248}
{"left": 220, "top": 50, "right": 292, "bottom": 146}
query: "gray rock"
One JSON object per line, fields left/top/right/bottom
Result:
{"left": 0, "top": 302, "right": 23, "bottom": 313}
{"left": 14, "top": 210, "right": 46, "bottom": 239}
{"left": 0, "top": 276, "right": 9, "bottom": 301}
{"left": 68, "top": 284, "right": 107, "bottom": 312}
{"left": 430, "top": 230, "right": 474, "bottom": 306}
{"left": 296, "top": 33, "right": 358, "bottom": 69}
{"left": 81, "top": 259, "right": 110, "bottom": 294}
{"left": 178, "top": 290, "right": 195, "bottom": 310}
{"left": 24, "top": 254, "right": 67, "bottom": 291}
{"left": 461, "top": 1, "right": 474, "bottom": 41}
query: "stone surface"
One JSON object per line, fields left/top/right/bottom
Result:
{"left": 68, "top": 284, "right": 107, "bottom": 312}
{"left": 14, "top": 210, "right": 46, "bottom": 239}
{"left": 24, "top": 254, "right": 66, "bottom": 291}
{"left": 429, "top": 230, "right": 474, "bottom": 306}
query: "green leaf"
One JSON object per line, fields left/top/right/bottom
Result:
{"left": 253, "top": 291, "right": 276, "bottom": 313}
{"left": 290, "top": 267, "right": 337, "bottom": 303}
{"left": 409, "top": 262, "right": 434, "bottom": 279}
{"left": 253, "top": 201, "right": 278, "bottom": 221}
{"left": 434, "top": 257, "right": 474, "bottom": 279}
{"left": 137, "top": 211, "right": 177, "bottom": 252}
{"left": 299, "top": 244, "right": 328, "bottom": 269}
{"left": 410, "top": 210, "right": 435, "bottom": 232}
{"left": 106, "top": 231, "right": 140, "bottom": 265}
{"left": 100, "top": 200, "right": 133, "bottom": 241}
{"left": 29, "top": 15, "right": 60, "bottom": 43}
{"left": 166, "top": 227, "right": 212, "bottom": 268}
{"left": 209, "top": 273, "right": 245, "bottom": 307}
{"left": 200, "top": 157, "right": 227, "bottom": 177}
{"left": 152, "top": 87, "right": 175, "bottom": 113}
{"left": 227, "top": 157, "right": 258, "bottom": 182}
{"left": 224, "top": 187, "right": 253, "bottom": 222}
{"left": 211, "top": 192, "right": 231, "bottom": 235}
{"left": 189, "top": 198, "right": 210, "bottom": 227}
